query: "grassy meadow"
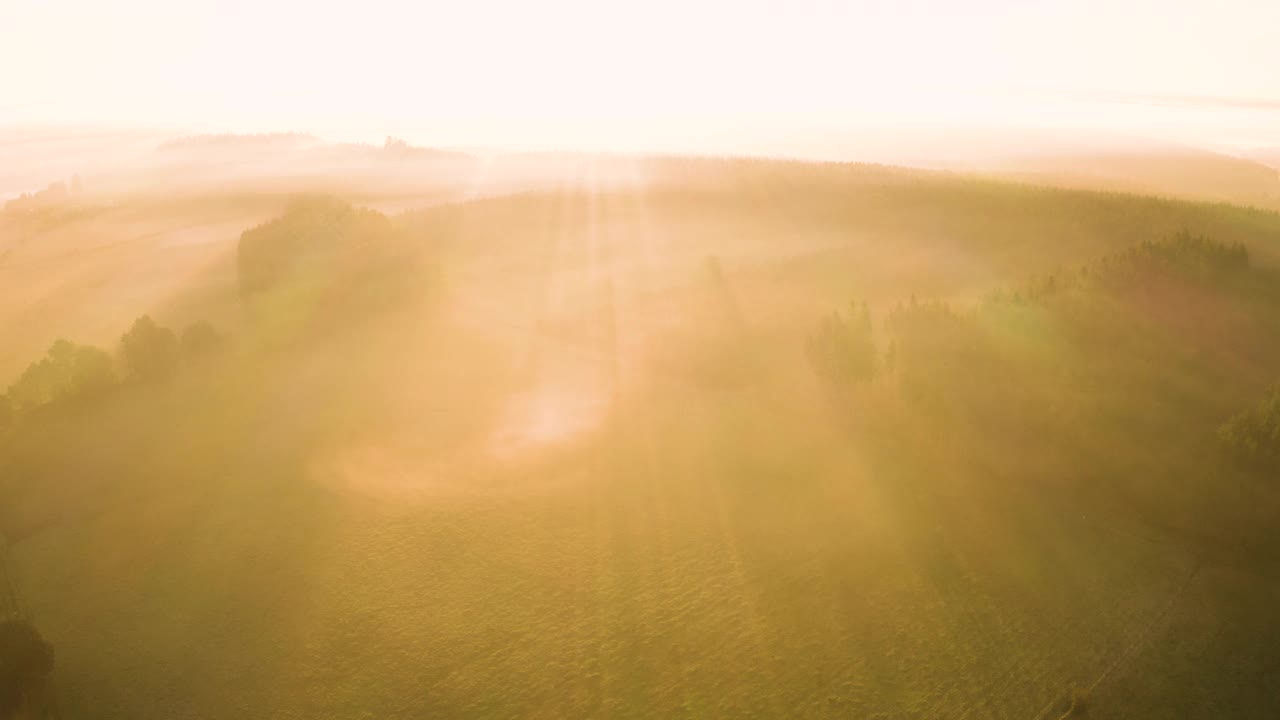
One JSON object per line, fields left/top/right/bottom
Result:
{"left": 4, "top": 157, "right": 1280, "bottom": 718}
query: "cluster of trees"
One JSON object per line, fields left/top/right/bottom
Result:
{"left": 807, "top": 296, "right": 1003, "bottom": 406}
{"left": 0, "top": 316, "right": 220, "bottom": 427}
{"left": 805, "top": 301, "right": 878, "bottom": 387}
{"left": 1110, "top": 230, "right": 1249, "bottom": 275}
{"left": 811, "top": 296, "right": 1064, "bottom": 449}
{"left": 379, "top": 136, "right": 465, "bottom": 161}
{"left": 237, "top": 196, "right": 425, "bottom": 338}
{"left": 1219, "top": 385, "right": 1280, "bottom": 472}
{"left": 1080, "top": 229, "right": 1250, "bottom": 292}
{"left": 807, "top": 232, "right": 1277, "bottom": 492}
{"left": 3, "top": 340, "right": 114, "bottom": 415}
{"left": 880, "top": 299, "right": 1006, "bottom": 411}
{"left": 2, "top": 178, "right": 82, "bottom": 214}
{"left": 5, "top": 194, "right": 421, "bottom": 430}
{"left": 988, "top": 230, "right": 1252, "bottom": 307}
{"left": 238, "top": 196, "right": 401, "bottom": 297}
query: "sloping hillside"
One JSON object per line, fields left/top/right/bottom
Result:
{"left": 5, "top": 160, "right": 1280, "bottom": 718}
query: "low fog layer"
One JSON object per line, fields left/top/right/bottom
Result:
{"left": 5, "top": 138, "right": 1280, "bottom": 719}
{"left": 6, "top": 127, "right": 1280, "bottom": 205}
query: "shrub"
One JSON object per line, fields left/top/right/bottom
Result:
{"left": 120, "top": 315, "right": 179, "bottom": 381}
{"left": 180, "top": 321, "right": 223, "bottom": 357}
{"left": 1219, "top": 384, "right": 1280, "bottom": 472}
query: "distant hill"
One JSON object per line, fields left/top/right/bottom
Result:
{"left": 769, "top": 128, "right": 1280, "bottom": 210}
{"left": 1242, "top": 146, "right": 1280, "bottom": 171}
{"left": 156, "top": 132, "right": 321, "bottom": 152}
{"left": 990, "top": 147, "right": 1280, "bottom": 209}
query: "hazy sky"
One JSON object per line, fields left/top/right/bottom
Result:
{"left": 5, "top": 0, "right": 1280, "bottom": 150}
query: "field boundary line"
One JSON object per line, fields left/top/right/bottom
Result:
{"left": 1027, "top": 557, "right": 1202, "bottom": 720}
{"left": 1084, "top": 559, "right": 1202, "bottom": 696}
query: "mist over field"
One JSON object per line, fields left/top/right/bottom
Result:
{"left": 3, "top": 133, "right": 1280, "bottom": 719}
{"left": 6, "top": 1, "right": 1280, "bottom": 718}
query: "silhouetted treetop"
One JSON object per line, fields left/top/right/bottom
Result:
{"left": 6, "top": 339, "right": 114, "bottom": 414}
{"left": 237, "top": 196, "right": 399, "bottom": 297}
{"left": 180, "top": 321, "right": 223, "bottom": 357}
{"left": 807, "top": 301, "right": 877, "bottom": 386}
{"left": 235, "top": 197, "right": 427, "bottom": 342}
{"left": 990, "top": 230, "right": 1253, "bottom": 307}
{"left": 1219, "top": 384, "right": 1280, "bottom": 473}
{"left": 120, "top": 315, "right": 179, "bottom": 382}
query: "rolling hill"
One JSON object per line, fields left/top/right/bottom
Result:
{"left": 4, "top": 157, "right": 1280, "bottom": 718}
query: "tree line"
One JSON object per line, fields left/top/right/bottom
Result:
{"left": 806, "top": 231, "right": 1280, "bottom": 483}
{"left": 236, "top": 196, "right": 427, "bottom": 341}
{"left": 0, "top": 316, "right": 221, "bottom": 429}
{"left": 3, "top": 195, "right": 426, "bottom": 429}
